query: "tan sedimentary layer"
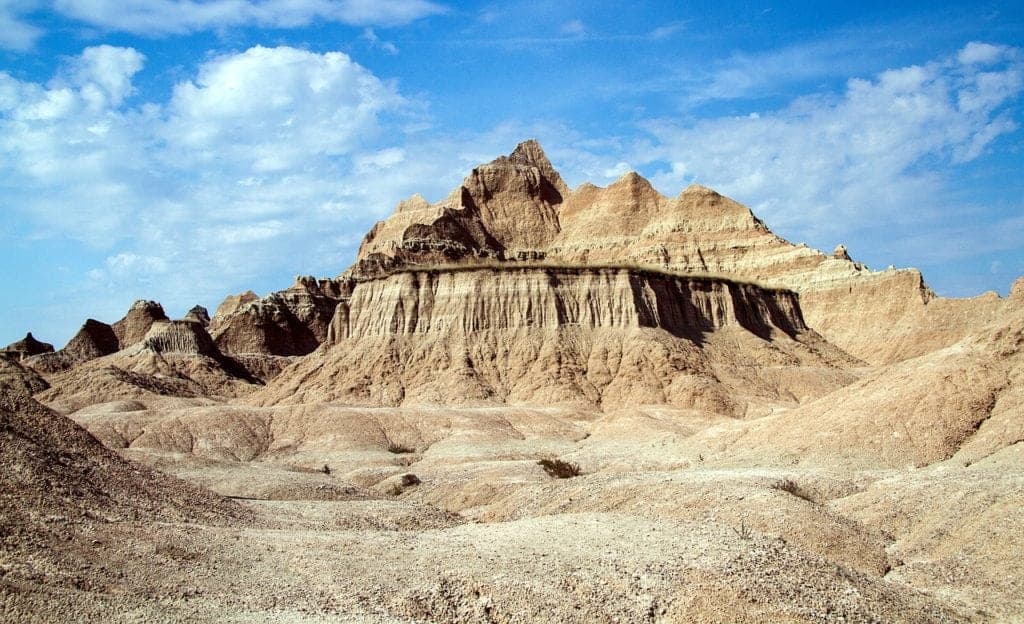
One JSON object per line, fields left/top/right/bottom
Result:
{"left": 328, "top": 266, "right": 806, "bottom": 341}
{"left": 256, "top": 266, "right": 854, "bottom": 411}
{"left": 350, "top": 140, "right": 1015, "bottom": 364}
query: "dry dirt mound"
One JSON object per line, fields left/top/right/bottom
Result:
{"left": 0, "top": 376, "right": 248, "bottom": 588}
{"left": 686, "top": 292, "right": 1024, "bottom": 471}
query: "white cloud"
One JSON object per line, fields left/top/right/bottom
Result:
{"left": 52, "top": 0, "right": 445, "bottom": 35}
{"left": 65, "top": 45, "right": 146, "bottom": 109}
{"left": 361, "top": 27, "right": 399, "bottom": 54}
{"left": 0, "top": 44, "right": 430, "bottom": 315}
{"left": 165, "top": 45, "right": 402, "bottom": 172}
{"left": 648, "top": 22, "right": 685, "bottom": 41}
{"left": 560, "top": 19, "right": 585, "bottom": 37}
{"left": 0, "top": 0, "right": 42, "bottom": 50}
{"left": 958, "top": 41, "right": 1008, "bottom": 65}
{"left": 637, "top": 43, "right": 1024, "bottom": 252}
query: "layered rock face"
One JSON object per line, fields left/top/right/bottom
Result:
{"left": 258, "top": 266, "right": 855, "bottom": 411}
{"left": 209, "top": 276, "right": 350, "bottom": 356}
{"left": 350, "top": 140, "right": 1009, "bottom": 364}
{"left": 328, "top": 267, "right": 806, "bottom": 342}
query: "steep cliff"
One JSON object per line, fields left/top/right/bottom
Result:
{"left": 257, "top": 266, "right": 856, "bottom": 412}
{"left": 349, "top": 140, "right": 1010, "bottom": 364}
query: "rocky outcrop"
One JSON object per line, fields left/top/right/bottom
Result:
{"left": 258, "top": 266, "right": 856, "bottom": 411}
{"left": 209, "top": 277, "right": 350, "bottom": 356}
{"left": 349, "top": 140, "right": 1011, "bottom": 364}
{"left": 27, "top": 319, "right": 120, "bottom": 374}
{"left": 28, "top": 300, "right": 169, "bottom": 375}
{"left": 184, "top": 305, "right": 211, "bottom": 326}
{"left": 1, "top": 332, "right": 54, "bottom": 361}
{"left": 141, "top": 320, "right": 220, "bottom": 357}
{"left": 349, "top": 139, "right": 565, "bottom": 278}
{"left": 111, "top": 300, "right": 168, "bottom": 348}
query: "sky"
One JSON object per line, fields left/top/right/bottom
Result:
{"left": 1, "top": 0, "right": 1022, "bottom": 348}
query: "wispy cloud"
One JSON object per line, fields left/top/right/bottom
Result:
{"left": 0, "top": 0, "right": 43, "bottom": 50}
{"left": 560, "top": 19, "right": 585, "bottom": 37}
{"left": 361, "top": 27, "right": 399, "bottom": 55}
{"left": 648, "top": 21, "right": 685, "bottom": 41}
{"left": 50, "top": 0, "right": 446, "bottom": 35}
{"left": 635, "top": 42, "right": 1023, "bottom": 267}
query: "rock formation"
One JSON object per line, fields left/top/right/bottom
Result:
{"left": 349, "top": 140, "right": 1006, "bottom": 365}
{"left": 184, "top": 305, "right": 211, "bottom": 326}
{"left": 208, "top": 277, "right": 350, "bottom": 357}
{"left": 257, "top": 266, "right": 856, "bottom": 411}
{"left": 111, "top": 300, "right": 168, "bottom": 347}
{"left": 26, "top": 301, "right": 169, "bottom": 374}
{"left": 1, "top": 332, "right": 54, "bottom": 360}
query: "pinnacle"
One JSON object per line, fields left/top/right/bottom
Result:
{"left": 509, "top": 139, "right": 552, "bottom": 168}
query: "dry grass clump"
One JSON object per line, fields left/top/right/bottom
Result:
{"left": 771, "top": 478, "right": 815, "bottom": 503}
{"left": 538, "top": 458, "right": 582, "bottom": 479}
{"left": 387, "top": 442, "right": 416, "bottom": 454}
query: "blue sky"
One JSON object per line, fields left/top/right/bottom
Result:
{"left": 1, "top": 0, "right": 1022, "bottom": 347}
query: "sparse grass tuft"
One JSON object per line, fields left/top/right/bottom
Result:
{"left": 732, "top": 518, "right": 753, "bottom": 541}
{"left": 387, "top": 473, "right": 421, "bottom": 496}
{"left": 538, "top": 458, "right": 582, "bottom": 479}
{"left": 771, "top": 478, "right": 815, "bottom": 503}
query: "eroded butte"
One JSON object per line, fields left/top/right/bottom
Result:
{"left": 3, "top": 141, "right": 1022, "bottom": 623}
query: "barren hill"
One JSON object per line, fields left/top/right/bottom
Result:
{"left": 4, "top": 140, "right": 1023, "bottom": 623}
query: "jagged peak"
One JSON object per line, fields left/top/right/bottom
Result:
{"left": 128, "top": 299, "right": 165, "bottom": 314}
{"left": 680, "top": 183, "right": 720, "bottom": 196}
{"left": 395, "top": 193, "right": 431, "bottom": 214}
{"left": 609, "top": 170, "right": 661, "bottom": 197}
{"left": 508, "top": 139, "right": 552, "bottom": 168}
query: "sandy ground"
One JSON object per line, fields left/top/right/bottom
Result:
{"left": 4, "top": 412, "right": 1022, "bottom": 623}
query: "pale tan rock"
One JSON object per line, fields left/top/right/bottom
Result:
{"left": 348, "top": 141, "right": 1017, "bottom": 365}
{"left": 208, "top": 277, "right": 349, "bottom": 356}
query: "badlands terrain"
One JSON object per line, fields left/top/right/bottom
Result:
{"left": 2, "top": 141, "right": 1023, "bottom": 623}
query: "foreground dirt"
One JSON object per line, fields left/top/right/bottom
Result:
{"left": 3, "top": 425, "right": 1021, "bottom": 623}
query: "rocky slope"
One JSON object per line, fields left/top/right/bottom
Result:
{"left": 208, "top": 276, "right": 350, "bottom": 357}
{"left": 36, "top": 318, "right": 262, "bottom": 413}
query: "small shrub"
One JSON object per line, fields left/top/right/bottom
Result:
{"left": 771, "top": 478, "right": 815, "bottom": 503}
{"left": 387, "top": 443, "right": 416, "bottom": 454}
{"left": 732, "top": 518, "right": 753, "bottom": 541}
{"left": 538, "top": 458, "right": 582, "bottom": 479}
{"left": 321, "top": 464, "right": 331, "bottom": 475}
